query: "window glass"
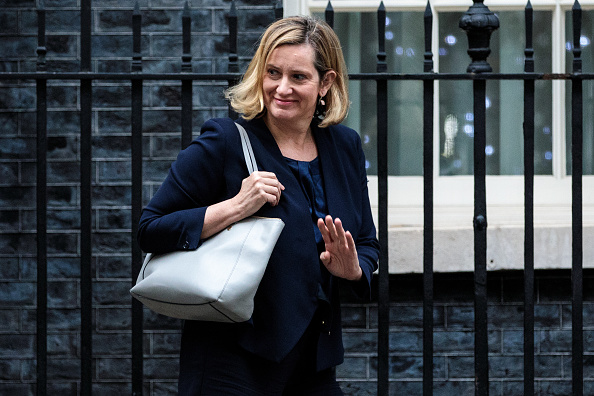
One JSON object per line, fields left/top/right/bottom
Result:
{"left": 565, "top": 10, "right": 594, "bottom": 175}
{"left": 322, "top": 10, "right": 552, "bottom": 176}
{"left": 321, "top": 12, "right": 425, "bottom": 176}
{"left": 439, "top": 11, "right": 553, "bottom": 175}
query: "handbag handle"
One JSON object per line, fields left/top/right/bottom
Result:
{"left": 235, "top": 122, "right": 258, "bottom": 174}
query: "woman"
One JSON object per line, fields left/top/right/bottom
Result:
{"left": 138, "top": 16, "right": 379, "bottom": 395}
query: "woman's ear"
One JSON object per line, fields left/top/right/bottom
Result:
{"left": 320, "top": 70, "right": 337, "bottom": 97}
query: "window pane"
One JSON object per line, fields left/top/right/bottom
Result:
{"left": 565, "top": 10, "right": 594, "bottom": 175}
{"left": 325, "top": 9, "right": 552, "bottom": 176}
{"left": 323, "top": 12, "right": 425, "bottom": 176}
{"left": 439, "top": 11, "right": 553, "bottom": 175}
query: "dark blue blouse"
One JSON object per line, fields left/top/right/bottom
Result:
{"left": 285, "top": 156, "right": 333, "bottom": 332}
{"left": 284, "top": 156, "right": 328, "bottom": 251}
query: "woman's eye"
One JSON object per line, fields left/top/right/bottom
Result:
{"left": 293, "top": 74, "right": 305, "bottom": 81}
{"left": 268, "top": 69, "right": 279, "bottom": 77}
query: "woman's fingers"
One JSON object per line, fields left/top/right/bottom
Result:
{"left": 345, "top": 230, "right": 357, "bottom": 253}
{"left": 260, "top": 183, "right": 282, "bottom": 205}
{"left": 317, "top": 215, "right": 362, "bottom": 281}
{"left": 318, "top": 216, "right": 331, "bottom": 242}
{"left": 253, "top": 172, "right": 284, "bottom": 205}
{"left": 319, "top": 250, "right": 332, "bottom": 267}
{"left": 243, "top": 171, "right": 284, "bottom": 207}
{"left": 322, "top": 215, "right": 347, "bottom": 245}
{"left": 334, "top": 218, "right": 347, "bottom": 244}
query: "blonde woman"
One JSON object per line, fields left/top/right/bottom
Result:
{"left": 138, "top": 16, "right": 379, "bottom": 395}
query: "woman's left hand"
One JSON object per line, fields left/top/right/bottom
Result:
{"left": 317, "top": 215, "right": 362, "bottom": 281}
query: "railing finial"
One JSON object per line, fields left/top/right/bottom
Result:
{"left": 274, "top": 0, "right": 283, "bottom": 21}
{"left": 524, "top": 0, "right": 534, "bottom": 73}
{"left": 36, "top": 0, "right": 47, "bottom": 71}
{"left": 572, "top": 0, "right": 582, "bottom": 73}
{"left": 377, "top": 2, "right": 387, "bottom": 73}
{"left": 228, "top": 0, "right": 238, "bottom": 74}
{"left": 424, "top": 1, "right": 433, "bottom": 73}
{"left": 182, "top": 1, "right": 192, "bottom": 72}
{"left": 459, "top": 0, "right": 499, "bottom": 73}
{"left": 132, "top": 1, "right": 142, "bottom": 72}
{"left": 325, "top": 2, "right": 334, "bottom": 29}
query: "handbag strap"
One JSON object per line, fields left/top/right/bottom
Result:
{"left": 235, "top": 122, "right": 258, "bottom": 174}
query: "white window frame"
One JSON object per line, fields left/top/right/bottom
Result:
{"left": 285, "top": 0, "right": 594, "bottom": 272}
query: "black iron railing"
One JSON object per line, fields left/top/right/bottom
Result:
{"left": 523, "top": 3, "right": 536, "bottom": 396}
{"left": 0, "top": 0, "right": 588, "bottom": 395}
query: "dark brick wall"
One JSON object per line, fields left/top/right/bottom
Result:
{"left": 0, "top": 1, "right": 275, "bottom": 395}
{"left": 338, "top": 271, "right": 594, "bottom": 395}
{"left": 1, "top": 1, "right": 593, "bottom": 395}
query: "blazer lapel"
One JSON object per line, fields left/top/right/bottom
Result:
{"left": 314, "top": 125, "right": 349, "bottom": 219}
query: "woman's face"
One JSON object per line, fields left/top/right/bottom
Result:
{"left": 262, "top": 44, "right": 329, "bottom": 128}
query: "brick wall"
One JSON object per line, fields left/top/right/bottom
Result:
{"left": 339, "top": 271, "right": 594, "bottom": 395}
{"left": 1, "top": 1, "right": 593, "bottom": 395}
{"left": 0, "top": 0, "right": 275, "bottom": 394}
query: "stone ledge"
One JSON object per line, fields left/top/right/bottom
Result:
{"left": 388, "top": 225, "right": 594, "bottom": 273}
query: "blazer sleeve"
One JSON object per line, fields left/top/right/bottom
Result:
{"left": 137, "top": 119, "right": 231, "bottom": 254}
{"left": 349, "top": 131, "right": 380, "bottom": 299}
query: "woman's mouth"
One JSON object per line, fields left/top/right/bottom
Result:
{"left": 274, "top": 98, "right": 295, "bottom": 106}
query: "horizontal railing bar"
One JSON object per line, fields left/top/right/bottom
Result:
{"left": 0, "top": 72, "right": 591, "bottom": 81}
{"left": 349, "top": 73, "right": 587, "bottom": 80}
{"left": 0, "top": 73, "right": 242, "bottom": 80}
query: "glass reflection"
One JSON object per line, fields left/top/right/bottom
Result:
{"left": 565, "top": 10, "right": 594, "bottom": 175}
{"left": 317, "top": 9, "right": 553, "bottom": 176}
{"left": 439, "top": 11, "right": 553, "bottom": 175}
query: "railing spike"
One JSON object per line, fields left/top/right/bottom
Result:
{"left": 572, "top": 0, "right": 582, "bottom": 73}
{"left": 228, "top": 0, "right": 238, "bottom": 74}
{"left": 424, "top": 1, "right": 433, "bottom": 73}
{"left": 182, "top": 1, "right": 192, "bottom": 72}
{"left": 132, "top": 0, "right": 142, "bottom": 72}
{"left": 524, "top": 0, "right": 534, "bottom": 73}
{"left": 274, "top": 0, "right": 283, "bottom": 20}
{"left": 229, "top": 0, "right": 237, "bottom": 32}
{"left": 325, "top": 1, "right": 334, "bottom": 29}
{"left": 425, "top": 1, "right": 431, "bottom": 15}
{"left": 377, "top": 1, "right": 387, "bottom": 73}
{"left": 36, "top": 0, "right": 47, "bottom": 71}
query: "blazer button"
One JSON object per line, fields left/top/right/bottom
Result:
{"left": 183, "top": 241, "right": 190, "bottom": 249}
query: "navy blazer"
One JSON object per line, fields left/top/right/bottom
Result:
{"left": 138, "top": 117, "right": 379, "bottom": 371}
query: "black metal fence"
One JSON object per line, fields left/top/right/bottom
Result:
{"left": 1, "top": 0, "right": 590, "bottom": 395}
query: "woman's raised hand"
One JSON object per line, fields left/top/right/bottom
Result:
{"left": 317, "top": 215, "right": 362, "bottom": 281}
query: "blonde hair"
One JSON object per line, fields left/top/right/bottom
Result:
{"left": 225, "top": 16, "right": 349, "bottom": 128}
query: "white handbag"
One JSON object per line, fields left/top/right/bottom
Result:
{"left": 130, "top": 123, "right": 284, "bottom": 322}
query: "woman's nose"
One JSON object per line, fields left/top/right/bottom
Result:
{"left": 276, "top": 77, "right": 292, "bottom": 95}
